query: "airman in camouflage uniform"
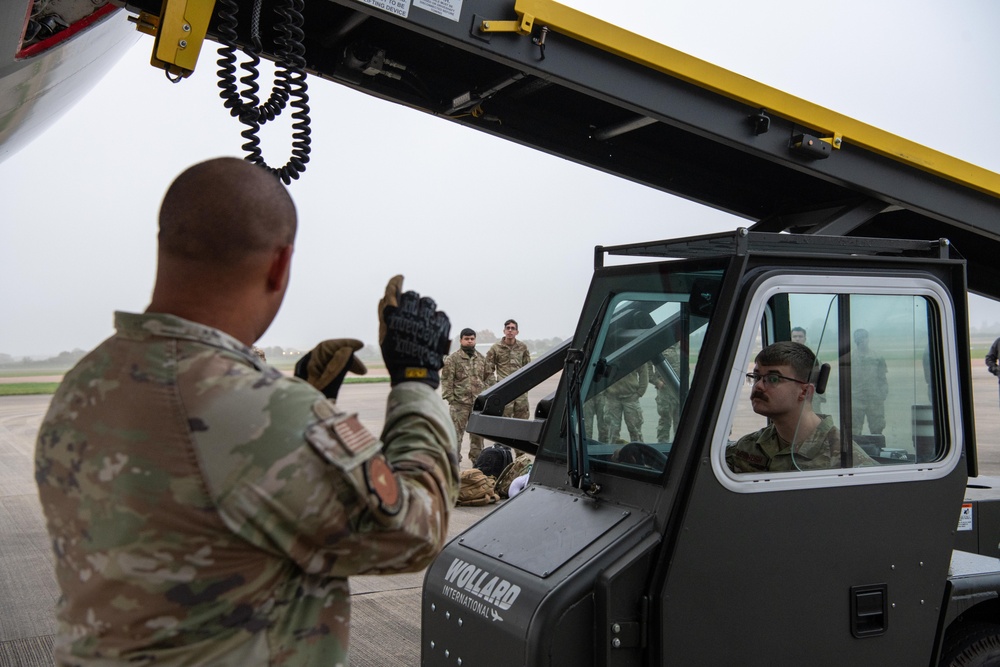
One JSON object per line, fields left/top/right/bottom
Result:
{"left": 604, "top": 363, "right": 649, "bottom": 442}
{"left": 583, "top": 392, "right": 609, "bottom": 441}
{"left": 484, "top": 319, "right": 531, "bottom": 419}
{"left": 850, "top": 328, "right": 889, "bottom": 435}
{"left": 726, "top": 341, "right": 876, "bottom": 473}
{"left": 650, "top": 346, "right": 681, "bottom": 442}
{"left": 34, "top": 158, "right": 459, "bottom": 667}
{"left": 441, "top": 328, "right": 488, "bottom": 463}
{"left": 986, "top": 336, "right": 1000, "bottom": 409}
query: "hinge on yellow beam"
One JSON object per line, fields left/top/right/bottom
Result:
{"left": 134, "top": 0, "right": 216, "bottom": 80}
{"left": 127, "top": 11, "right": 160, "bottom": 37}
{"left": 819, "top": 132, "right": 844, "bottom": 150}
{"left": 480, "top": 12, "right": 535, "bottom": 36}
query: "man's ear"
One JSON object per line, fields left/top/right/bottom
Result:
{"left": 266, "top": 245, "right": 294, "bottom": 292}
{"left": 799, "top": 383, "right": 815, "bottom": 401}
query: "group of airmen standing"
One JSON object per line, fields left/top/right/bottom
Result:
{"left": 439, "top": 319, "right": 531, "bottom": 463}
{"left": 442, "top": 321, "right": 685, "bottom": 451}
{"left": 585, "top": 347, "right": 682, "bottom": 445}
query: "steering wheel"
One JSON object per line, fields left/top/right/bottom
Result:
{"left": 614, "top": 442, "right": 669, "bottom": 469}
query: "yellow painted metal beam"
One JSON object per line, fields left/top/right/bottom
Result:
{"left": 151, "top": 0, "right": 216, "bottom": 78}
{"left": 505, "top": 0, "right": 1000, "bottom": 198}
{"left": 480, "top": 15, "right": 535, "bottom": 35}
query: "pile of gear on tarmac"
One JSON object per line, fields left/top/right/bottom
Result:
{"left": 457, "top": 444, "right": 533, "bottom": 506}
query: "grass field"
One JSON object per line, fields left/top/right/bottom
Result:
{"left": 0, "top": 375, "right": 389, "bottom": 397}
{"left": 0, "top": 383, "right": 60, "bottom": 396}
{"left": 0, "top": 369, "right": 67, "bottom": 378}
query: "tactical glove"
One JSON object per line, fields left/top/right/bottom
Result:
{"left": 294, "top": 339, "right": 368, "bottom": 399}
{"left": 378, "top": 275, "right": 451, "bottom": 388}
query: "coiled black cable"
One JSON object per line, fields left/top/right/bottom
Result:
{"left": 216, "top": 0, "right": 311, "bottom": 184}
{"left": 269, "top": 0, "right": 310, "bottom": 183}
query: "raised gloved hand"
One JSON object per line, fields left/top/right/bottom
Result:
{"left": 378, "top": 275, "right": 451, "bottom": 388}
{"left": 294, "top": 339, "right": 368, "bottom": 399}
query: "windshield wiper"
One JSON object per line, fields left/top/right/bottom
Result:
{"left": 564, "top": 294, "right": 612, "bottom": 495}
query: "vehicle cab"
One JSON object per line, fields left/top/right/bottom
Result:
{"left": 422, "top": 230, "right": 977, "bottom": 666}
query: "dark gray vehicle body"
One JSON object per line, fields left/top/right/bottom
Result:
{"left": 427, "top": 233, "right": 991, "bottom": 666}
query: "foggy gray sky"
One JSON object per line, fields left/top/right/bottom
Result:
{"left": 2, "top": 0, "right": 999, "bottom": 358}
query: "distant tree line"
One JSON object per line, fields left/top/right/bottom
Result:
{"left": 0, "top": 349, "right": 88, "bottom": 369}
{"left": 265, "top": 334, "right": 569, "bottom": 364}
{"left": 469, "top": 330, "right": 567, "bottom": 356}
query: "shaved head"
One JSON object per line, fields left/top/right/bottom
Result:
{"left": 148, "top": 157, "right": 298, "bottom": 345}
{"left": 158, "top": 157, "right": 296, "bottom": 264}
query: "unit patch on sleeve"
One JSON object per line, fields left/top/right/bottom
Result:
{"left": 366, "top": 455, "right": 403, "bottom": 516}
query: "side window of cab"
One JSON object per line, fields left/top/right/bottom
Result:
{"left": 716, "top": 276, "right": 958, "bottom": 490}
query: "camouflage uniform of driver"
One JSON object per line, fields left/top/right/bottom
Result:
{"left": 727, "top": 414, "right": 876, "bottom": 472}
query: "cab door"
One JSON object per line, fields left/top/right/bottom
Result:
{"left": 658, "top": 271, "right": 968, "bottom": 666}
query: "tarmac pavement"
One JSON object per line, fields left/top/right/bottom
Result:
{"left": 2, "top": 366, "right": 1000, "bottom": 665}
{"left": 0, "top": 381, "right": 542, "bottom": 666}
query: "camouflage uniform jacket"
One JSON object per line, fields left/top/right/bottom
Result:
{"left": 726, "top": 415, "right": 876, "bottom": 473}
{"left": 484, "top": 339, "right": 530, "bottom": 386}
{"left": 606, "top": 364, "right": 649, "bottom": 400}
{"left": 35, "top": 311, "right": 459, "bottom": 666}
{"left": 440, "top": 347, "right": 487, "bottom": 407}
{"left": 649, "top": 347, "right": 680, "bottom": 392}
{"left": 852, "top": 351, "right": 889, "bottom": 402}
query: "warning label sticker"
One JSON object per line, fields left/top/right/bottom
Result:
{"left": 958, "top": 503, "right": 974, "bottom": 532}
{"left": 414, "top": 0, "right": 463, "bottom": 21}
{"left": 357, "top": 0, "right": 410, "bottom": 18}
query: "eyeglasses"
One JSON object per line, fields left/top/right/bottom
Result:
{"left": 745, "top": 372, "right": 808, "bottom": 387}
{"left": 504, "top": 326, "right": 517, "bottom": 330}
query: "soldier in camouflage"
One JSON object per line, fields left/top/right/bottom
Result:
{"left": 34, "top": 158, "right": 459, "bottom": 666}
{"left": 850, "top": 328, "right": 889, "bottom": 435}
{"left": 484, "top": 319, "right": 531, "bottom": 419}
{"left": 727, "top": 341, "right": 876, "bottom": 472}
{"left": 650, "top": 346, "right": 681, "bottom": 442}
{"left": 604, "top": 363, "right": 649, "bottom": 442}
{"left": 583, "top": 392, "right": 609, "bottom": 441}
{"left": 440, "top": 328, "right": 487, "bottom": 463}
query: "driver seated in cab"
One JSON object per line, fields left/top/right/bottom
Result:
{"left": 727, "top": 342, "right": 877, "bottom": 473}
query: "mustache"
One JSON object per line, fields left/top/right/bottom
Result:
{"left": 751, "top": 391, "right": 767, "bottom": 401}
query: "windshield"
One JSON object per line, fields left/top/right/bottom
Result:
{"left": 561, "top": 268, "right": 723, "bottom": 479}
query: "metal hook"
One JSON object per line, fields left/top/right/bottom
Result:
{"left": 532, "top": 26, "right": 549, "bottom": 60}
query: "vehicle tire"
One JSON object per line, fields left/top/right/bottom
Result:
{"left": 940, "top": 622, "right": 1000, "bottom": 667}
